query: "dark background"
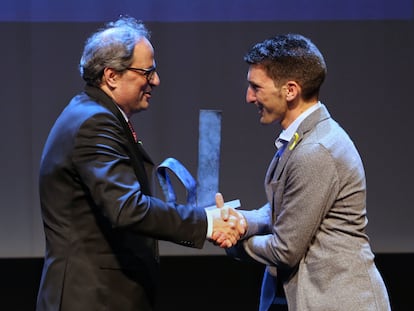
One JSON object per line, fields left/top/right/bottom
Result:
{"left": 0, "top": 0, "right": 413, "bottom": 309}
{"left": 1, "top": 254, "right": 413, "bottom": 310}
{"left": 2, "top": 20, "right": 413, "bottom": 256}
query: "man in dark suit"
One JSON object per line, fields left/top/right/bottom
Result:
{"left": 219, "top": 34, "right": 391, "bottom": 310}
{"left": 36, "top": 16, "right": 244, "bottom": 311}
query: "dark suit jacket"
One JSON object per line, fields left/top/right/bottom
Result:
{"left": 36, "top": 85, "right": 208, "bottom": 311}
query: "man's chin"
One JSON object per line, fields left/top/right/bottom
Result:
{"left": 134, "top": 103, "right": 149, "bottom": 113}
{"left": 259, "top": 117, "right": 272, "bottom": 125}
{"left": 260, "top": 114, "right": 280, "bottom": 125}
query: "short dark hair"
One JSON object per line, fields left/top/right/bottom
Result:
{"left": 79, "top": 15, "right": 150, "bottom": 86}
{"left": 244, "top": 33, "right": 327, "bottom": 100}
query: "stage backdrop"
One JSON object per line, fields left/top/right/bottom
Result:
{"left": 1, "top": 0, "right": 413, "bottom": 257}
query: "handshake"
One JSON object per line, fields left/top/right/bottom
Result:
{"left": 209, "top": 193, "right": 247, "bottom": 248}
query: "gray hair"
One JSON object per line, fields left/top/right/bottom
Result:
{"left": 79, "top": 16, "right": 150, "bottom": 86}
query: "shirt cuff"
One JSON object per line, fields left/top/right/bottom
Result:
{"left": 204, "top": 208, "right": 214, "bottom": 239}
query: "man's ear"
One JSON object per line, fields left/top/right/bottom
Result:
{"left": 102, "top": 67, "right": 119, "bottom": 88}
{"left": 285, "top": 81, "right": 300, "bottom": 101}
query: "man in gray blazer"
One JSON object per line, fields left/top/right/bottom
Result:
{"left": 36, "top": 16, "right": 244, "bottom": 311}
{"left": 221, "top": 34, "right": 391, "bottom": 310}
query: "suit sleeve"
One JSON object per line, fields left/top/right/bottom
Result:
{"left": 226, "top": 202, "right": 273, "bottom": 260}
{"left": 244, "top": 143, "right": 339, "bottom": 268}
{"left": 72, "top": 113, "right": 208, "bottom": 249}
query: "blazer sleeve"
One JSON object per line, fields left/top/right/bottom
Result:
{"left": 244, "top": 143, "right": 339, "bottom": 268}
{"left": 225, "top": 202, "right": 273, "bottom": 260}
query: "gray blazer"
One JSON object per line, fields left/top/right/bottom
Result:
{"left": 232, "top": 105, "right": 391, "bottom": 310}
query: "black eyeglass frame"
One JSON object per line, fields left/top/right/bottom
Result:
{"left": 126, "top": 65, "right": 157, "bottom": 82}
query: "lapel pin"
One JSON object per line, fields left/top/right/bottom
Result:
{"left": 289, "top": 132, "right": 300, "bottom": 151}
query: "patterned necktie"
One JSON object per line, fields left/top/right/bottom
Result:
{"left": 127, "top": 120, "right": 138, "bottom": 143}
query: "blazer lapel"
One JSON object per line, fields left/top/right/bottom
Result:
{"left": 265, "top": 152, "right": 280, "bottom": 185}
{"left": 272, "top": 138, "right": 298, "bottom": 182}
{"left": 271, "top": 104, "right": 331, "bottom": 182}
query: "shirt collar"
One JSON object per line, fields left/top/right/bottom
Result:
{"left": 117, "top": 106, "right": 129, "bottom": 122}
{"left": 275, "top": 101, "right": 321, "bottom": 148}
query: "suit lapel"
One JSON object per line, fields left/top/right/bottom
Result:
{"left": 265, "top": 152, "right": 280, "bottom": 185}
{"left": 272, "top": 139, "right": 297, "bottom": 182}
{"left": 271, "top": 105, "right": 331, "bottom": 182}
{"left": 84, "top": 85, "right": 154, "bottom": 194}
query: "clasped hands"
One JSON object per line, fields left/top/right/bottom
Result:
{"left": 209, "top": 193, "right": 247, "bottom": 248}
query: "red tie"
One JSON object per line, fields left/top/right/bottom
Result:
{"left": 127, "top": 120, "right": 138, "bottom": 143}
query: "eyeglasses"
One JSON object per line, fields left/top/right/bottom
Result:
{"left": 126, "top": 65, "right": 157, "bottom": 83}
